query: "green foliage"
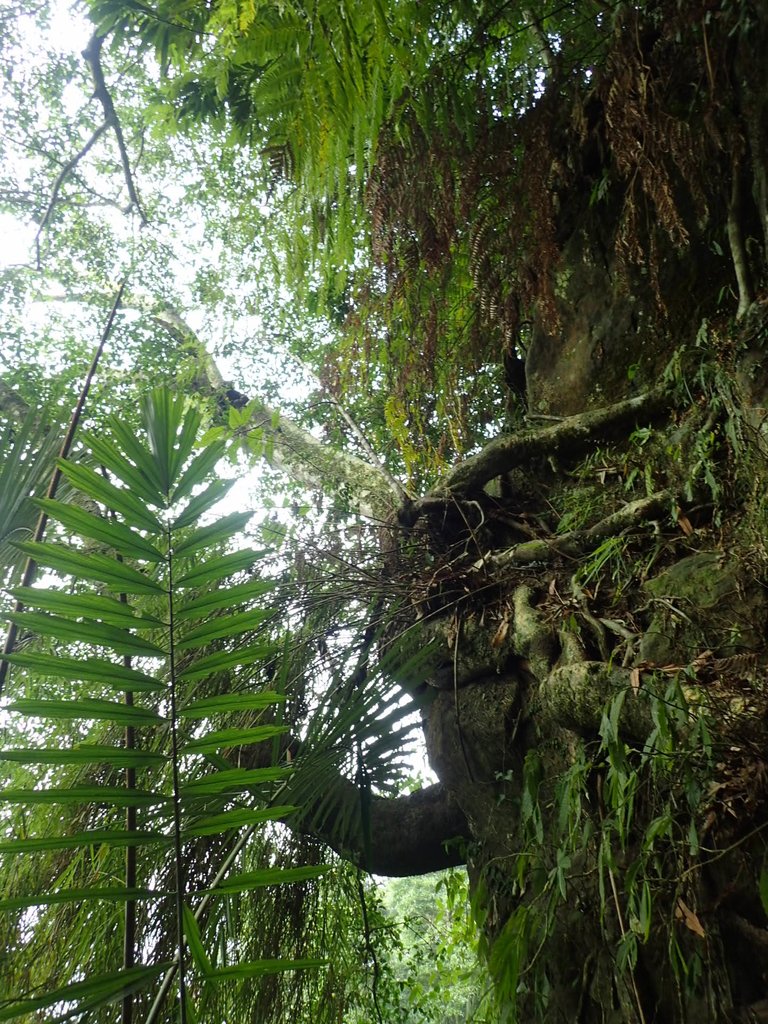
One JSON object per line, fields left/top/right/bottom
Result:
{"left": 0, "top": 387, "right": 326, "bottom": 1020}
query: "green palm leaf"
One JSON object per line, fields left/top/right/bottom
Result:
{"left": 172, "top": 511, "right": 253, "bottom": 558}
{"left": 0, "top": 745, "right": 167, "bottom": 767}
{"left": 0, "top": 786, "right": 170, "bottom": 807}
{"left": 175, "top": 608, "right": 271, "bottom": 649}
{"left": 182, "top": 725, "right": 287, "bottom": 754}
{"left": 171, "top": 477, "right": 235, "bottom": 529}
{"left": 6, "top": 611, "right": 165, "bottom": 656}
{"left": 85, "top": 431, "right": 166, "bottom": 506}
{"left": 174, "top": 578, "right": 275, "bottom": 619}
{"left": 184, "top": 805, "right": 298, "bottom": 837}
{"left": 1, "top": 652, "right": 163, "bottom": 691}
{"left": 175, "top": 548, "right": 267, "bottom": 588}
{"left": 0, "top": 830, "right": 171, "bottom": 853}
{"left": 179, "top": 766, "right": 291, "bottom": 798}
{"left": 10, "top": 587, "right": 164, "bottom": 628}
{"left": 0, "top": 886, "right": 163, "bottom": 911}
{"left": 56, "top": 459, "right": 164, "bottom": 533}
{"left": 170, "top": 441, "right": 228, "bottom": 505}
{"left": 204, "top": 958, "right": 327, "bottom": 980}
{"left": 177, "top": 643, "right": 276, "bottom": 680}
{"left": 33, "top": 499, "right": 165, "bottom": 561}
{"left": 13, "top": 541, "right": 165, "bottom": 594}
{"left": 178, "top": 692, "right": 285, "bottom": 717}
{"left": 7, "top": 697, "right": 165, "bottom": 725}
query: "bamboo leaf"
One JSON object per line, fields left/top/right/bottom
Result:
{"left": 201, "top": 865, "right": 327, "bottom": 895}
{"left": 171, "top": 477, "right": 235, "bottom": 530}
{"left": 179, "top": 766, "right": 291, "bottom": 798}
{"left": 175, "top": 579, "right": 275, "bottom": 620}
{"left": 0, "top": 963, "right": 172, "bottom": 1022}
{"left": 56, "top": 460, "right": 163, "bottom": 533}
{"left": 0, "top": 786, "right": 170, "bottom": 807}
{"left": 175, "top": 548, "right": 268, "bottom": 588}
{"left": 182, "top": 903, "right": 213, "bottom": 974}
{"left": 205, "top": 957, "right": 326, "bottom": 980}
{"left": 33, "top": 499, "right": 165, "bottom": 561}
{"left": 0, "top": 830, "right": 171, "bottom": 853}
{"left": 7, "top": 697, "right": 165, "bottom": 725}
{"left": 1, "top": 652, "right": 163, "bottom": 691}
{"left": 182, "top": 725, "right": 287, "bottom": 754}
{"left": 6, "top": 611, "right": 165, "bottom": 657}
{"left": 184, "top": 804, "right": 297, "bottom": 837}
{"left": 13, "top": 541, "right": 165, "bottom": 594}
{"left": 177, "top": 643, "right": 276, "bottom": 680}
{"left": 172, "top": 511, "right": 253, "bottom": 558}
{"left": 10, "top": 587, "right": 164, "bottom": 628}
{"left": 0, "top": 745, "right": 167, "bottom": 768}
{"left": 179, "top": 692, "right": 286, "bottom": 718}
{"left": 175, "top": 609, "right": 271, "bottom": 649}
{"left": 171, "top": 441, "right": 228, "bottom": 505}
{"left": 0, "top": 886, "right": 163, "bottom": 911}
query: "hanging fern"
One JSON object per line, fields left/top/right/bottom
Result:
{"left": 0, "top": 387, "right": 325, "bottom": 1022}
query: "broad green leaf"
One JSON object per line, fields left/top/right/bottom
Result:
{"left": 177, "top": 643, "right": 276, "bottom": 680}
{"left": 179, "top": 692, "right": 286, "bottom": 718}
{"left": 180, "top": 766, "right": 291, "bottom": 798}
{"left": 0, "top": 830, "right": 171, "bottom": 853}
{"left": 205, "top": 958, "right": 326, "bottom": 980}
{"left": 175, "top": 578, "right": 275, "bottom": 619}
{"left": 0, "top": 745, "right": 167, "bottom": 768}
{"left": 171, "top": 477, "right": 235, "bottom": 530}
{"left": 170, "top": 440, "right": 227, "bottom": 505}
{"left": 85, "top": 431, "right": 165, "bottom": 506}
{"left": 182, "top": 903, "right": 213, "bottom": 974}
{"left": 2, "top": 652, "right": 163, "bottom": 691}
{"left": 33, "top": 499, "right": 165, "bottom": 561}
{"left": 202, "top": 865, "right": 327, "bottom": 895}
{"left": 0, "top": 886, "right": 163, "bottom": 911}
{"left": 7, "top": 697, "right": 165, "bottom": 726}
{"left": 6, "top": 611, "right": 165, "bottom": 657}
{"left": 10, "top": 587, "right": 164, "bottom": 628}
{"left": 182, "top": 725, "right": 287, "bottom": 754}
{"left": 184, "top": 804, "right": 297, "bottom": 837}
{"left": 172, "top": 511, "right": 253, "bottom": 558}
{"left": 56, "top": 459, "right": 163, "bottom": 533}
{"left": 175, "top": 609, "right": 271, "bottom": 649}
{"left": 0, "top": 786, "right": 169, "bottom": 807}
{"left": 0, "top": 963, "right": 172, "bottom": 1022}
{"left": 175, "top": 548, "right": 269, "bottom": 588}
{"left": 107, "top": 411, "right": 175, "bottom": 499}
{"left": 13, "top": 541, "right": 165, "bottom": 594}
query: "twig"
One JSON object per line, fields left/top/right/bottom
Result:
{"left": 35, "top": 120, "right": 110, "bottom": 245}
{"left": 82, "top": 33, "right": 148, "bottom": 225}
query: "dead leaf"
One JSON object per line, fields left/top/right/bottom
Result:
{"left": 630, "top": 667, "right": 641, "bottom": 694}
{"left": 677, "top": 510, "right": 694, "bottom": 536}
{"left": 492, "top": 616, "right": 510, "bottom": 649}
{"left": 675, "top": 898, "right": 705, "bottom": 938}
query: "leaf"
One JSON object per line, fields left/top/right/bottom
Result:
{"left": 85, "top": 431, "right": 165, "bottom": 507}
{"left": 178, "top": 691, "right": 286, "bottom": 717}
{"left": 0, "top": 964, "right": 172, "bottom": 1022}
{"left": 205, "top": 957, "right": 326, "bottom": 980}
{"left": 6, "top": 611, "right": 165, "bottom": 657}
{"left": 0, "top": 887, "right": 163, "bottom": 911}
{"left": 171, "top": 440, "right": 228, "bottom": 505}
{"left": 202, "top": 865, "right": 327, "bottom": 895}
{"left": 56, "top": 459, "right": 164, "bottom": 533}
{"left": 175, "top": 608, "right": 271, "bottom": 649}
{"left": 0, "top": 786, "right": 169, "bottom": 807}
{"left": 175, "top": 578, "right": 275, "bottom": 619}
{"left": 172, "top": 477, "right": 235, "bottom": 530}
{"left": 10, "top": 587, "right": 164, "bottom": 628}
{"left": 675, "top": 897, "right": 705, "bottom": 938}
{"left": 13, "top": 541, "right": 164, "bottom": 594}
{"left": 179, "top": 766, "right": 291, "bottom": 798}
{"left": 172, "top": 511, "right": 253, "bottom": 557}
{"left": 182, "top": 725, "right": 287, "bottom": 754}
{"left": 177, "top": 643, "right": 276, "bottom": 680}
{"left": 1, "top": 652, "right": 163, "bottom": 691}
{"left": 175, "top": 548, "right": 268, "bottom": 588}
{"left": 7, "top": 697, "right": 165, "bottom": 726}
{"left": 33, "top": 499, "right": 165, "bottom": 561}
{"left": 0, "top": 830, "right": 171, "bottom": 853}
{"left": 184, "top": 804, "right": 297, "bottom": 837}
{"left": 0, "top": 745, "right": 167, "bottom": 768}
{"left": 759, "top": 863, "right": 768, "bottom": 917}
{"left": 141, "top": 387, "right": 189, "bottom": 492}
{"left": 182, "top": 903, "right": 213, "bottom": 974}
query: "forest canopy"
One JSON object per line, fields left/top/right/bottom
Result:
{"left": 2, "top": 1, "right": 768, "bottom": 1022}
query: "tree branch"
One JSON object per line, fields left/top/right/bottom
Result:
{"left": 82, "top": 33, "right": 147, "bottom": 225}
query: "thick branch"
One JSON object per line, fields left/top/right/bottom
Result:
{"left": 299, "top": 780, "right": 470, "bottom": 876}
{"left": 432, "top": 388, "right": 671, "bottom": 497}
